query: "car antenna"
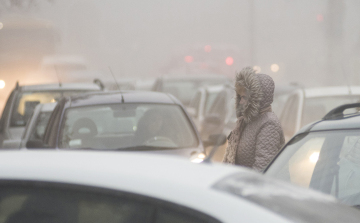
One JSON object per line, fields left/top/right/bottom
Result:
{"left": 54, "top": 65, "right": 62, "bottom": 87}
{"left": 108, "top": 67, "right": 120, "bottom": 90}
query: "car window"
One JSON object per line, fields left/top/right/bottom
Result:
{"left": 266, "top": 130, "right": 360, "bottom": 206}
{"left": 208, "top": 91, "right": 228, "bottom": 121}
{"left": 156, "top": 207, "right": 209, "bottom": 223}
{"left": 273, "top": 94, "right": 291, "bottom": 117}
{"left": 0, "top": 90, "right": 15, "bottom": 132}
{"left": 0, "top": 183, "right": 219, "bottom": 223}
{"left": 188, "top": 91, "right": 202, "bottom": 117}
{"left": 59, "top": 104, "right": 198, "bottom": 150}
{"left": 28, "top": 111, "right": 53, "bottom": 141}
{"left": 10, "top": 91, "right": 90, "bottom": 127}
{"left": 43, "top": 101, "right": 64, "bottom": 147}
{"left": 204, "top": 91, "right": 219, "bottom": 116}
{"left": 301, "top": 96, "right": 360, "bottom": 127}
{"left": 280, "top": 94, "right": 299, "bottom": 139}
{"left": 162, "top": 79, "right": 227, "bottom": 106}
{"left": 0, "top": 184, "right": 154, "bottom": 223}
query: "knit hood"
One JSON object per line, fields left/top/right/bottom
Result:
{"left": 235, "top": 67, "right": 274, "bottom": 123}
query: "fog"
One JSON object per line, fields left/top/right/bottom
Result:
{"left": 1, "top": 0, "right": 360, "bottom": 89}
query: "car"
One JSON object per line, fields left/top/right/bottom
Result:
{"left": 151, "top": 74, "right": 230, "bottom": 107}
{"left": 187, "top": 84, "right": 230, "bottom": 135}
{"left": 197, "top": 84, "right": 235, "bottom": 140}
{"left": 264, "top": 102, "right": 360, "bottom": 208}
{"left": 279, "top": 86, "right": 360, "bottom": 141}
{"left": 37, "top": 91, "right": 226, "bottom": 162}
{"left": 0, "top": 150, "right": 360, "bottom": 223}
{"left": 0, "top": 82, "right": 103, "bottom": 147}
{"left": 272, "top": 83, "right": 301, "bottom": 118}
{"left": 2, "top": 102, "right": 57, "bottom": 149}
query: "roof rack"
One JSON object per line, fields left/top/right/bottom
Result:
{"left": 323, "top": 103, "right": 360, "bottom": 120}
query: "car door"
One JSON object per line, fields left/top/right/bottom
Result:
{"left": 43, "top": 98, "right": 66, "bottom": 148}
{"left": 280, "top": 93, "right": 300, "bottom": 142}
{"left": 0, "top": 181, "right": 221, "bottom": 223}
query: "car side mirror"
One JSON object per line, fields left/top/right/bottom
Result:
{"left": 26, "top": 139, "right": 48, "bottom": 149}
{"left": 203, "top": 134, "right": 227, "bottom": 148}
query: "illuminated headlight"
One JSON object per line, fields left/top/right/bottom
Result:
{"left": 190, "top": 152, "right": 206, "bottom": 163}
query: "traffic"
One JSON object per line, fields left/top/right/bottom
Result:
{"left": 0, "top": 1, "right": 359, "bottom": 222}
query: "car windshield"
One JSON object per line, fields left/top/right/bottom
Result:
{"left": 266, "top": 129, "right": 360, "bottom": 206}
{"left": 59, "top": 104, "right": 198, "bottom": 150}
{"left": 10, "top": 91, "right": 91, "bottom": 127}
{"left": 28, "top": 111, "right": 52, "bottom": 141}
{"left": 302, "top": 96, "right": 360, "bottom": 127}
{"left": 162, "top": 79, "right": 226, "bottom": 106}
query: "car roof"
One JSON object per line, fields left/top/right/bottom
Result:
{"left": 157, "top": 74, "right": 229, "bottom": 81}
{"left": 302, "top": 86, "right": 360, "bottom": 98}
{"left": 19, "top": 82, "right": 101, "bottom": 91}
{"left": 67, "top": 91, "right": 180, "bottom": 107}
{"left": 0, "top": 151, "right": 240, "bottom": 189}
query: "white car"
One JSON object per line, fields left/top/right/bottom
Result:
{"left": 280, "top": 86, "right": 360, "bottom": 141}
{"left": 0, "top": 151, "right": 359, "bottom": 223}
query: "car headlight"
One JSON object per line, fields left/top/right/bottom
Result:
{"left": 190, "top": 152, "right": 206, "bottom": 163}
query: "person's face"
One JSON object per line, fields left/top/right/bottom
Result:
{"left": 236, "top": 86, "right": 249, "bottom": 117}
{"left": 147, "top": 114, "right": 163, "bottom": 133}
{"left": 236, "top": 87, "right": 248, "bottom": 105}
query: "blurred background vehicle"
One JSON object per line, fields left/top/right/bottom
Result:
{"left": 187, "top": 84, "right": 226, "bottom": 133}
{"left": 0, "top": 82, "right": 102, "bottom": 147}
{"left": 151, "top": 74, "right": 230, "bottom": 107}
{"left": 265, "top": 103, "right": 360, "bottom": 208}
{"left": 272, "top": 83, "right": 301, "bottom": 117}
{"left": 3, "top": 102, "right": 57, "bottom": 149}
{"left": 1, "top": 150, "right": 360, "bottom": 223}
{"left": 279, "top": 86, "right": 360, "bottom": 141}
{"left": 39, "top": 91, "right": 226, "bottom": 163}
{"left": 187, "top": 84, "right": 235, "bottom": 162}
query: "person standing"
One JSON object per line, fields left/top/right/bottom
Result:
{"left": 223, "top": 67, "right": 285, "bottom": 172}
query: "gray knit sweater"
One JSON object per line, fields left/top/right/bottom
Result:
{"left": 223, "top": 67, "right": 285, "bottom": 172}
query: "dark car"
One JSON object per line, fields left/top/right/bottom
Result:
{"left": 37, "top": 91, "right": 225, "bottom": 162}
{"left": 264, "top": 103, "right": 360, "bottom": 208}
{"left": 152, "top": 74, "right": 230, "bottom": 107}
{"left": 0, "top": 82, "right": 103, "bottom": 147}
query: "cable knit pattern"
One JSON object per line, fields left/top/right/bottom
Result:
{"left": 223, "top": 67, "right": 285, "bottom": 172}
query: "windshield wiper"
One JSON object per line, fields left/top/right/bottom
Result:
{"left": 115, "top": 145, "right": 179, "bottom": 151}
{"left": 61, "top": 146, "right": 180, "bottom": 151}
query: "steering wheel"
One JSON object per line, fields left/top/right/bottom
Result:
{"left": 144, "top": 136, "right": 177, "bottom": 147}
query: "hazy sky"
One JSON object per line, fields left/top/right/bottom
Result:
{"left": 5, "top": 0, "right": 360, "bottom": 86}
